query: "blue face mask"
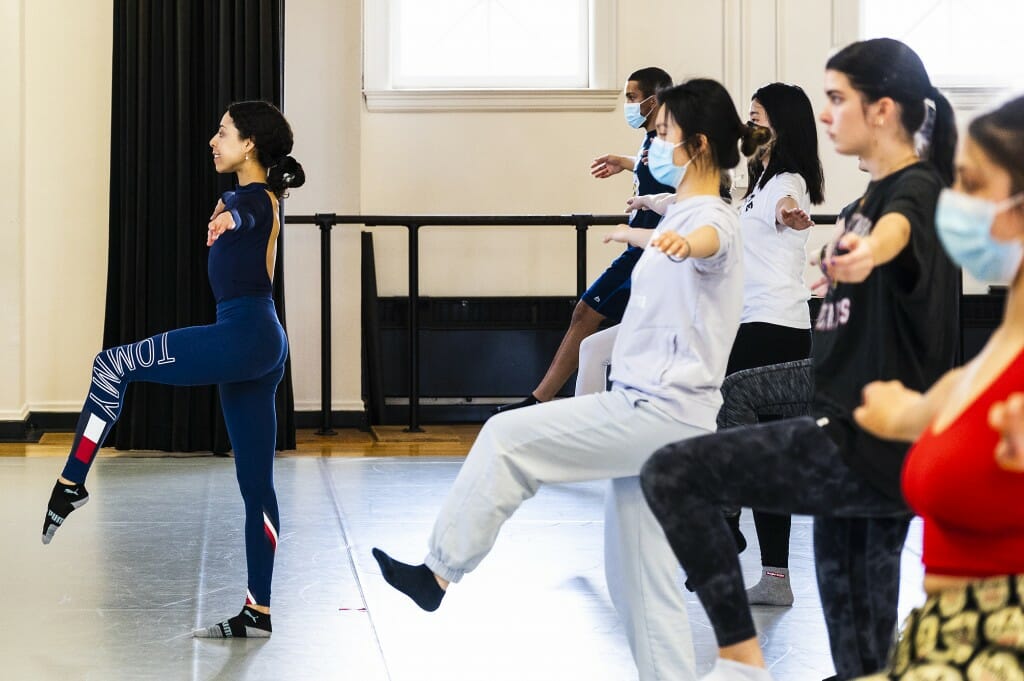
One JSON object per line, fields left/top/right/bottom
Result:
{"left": 624, "top": 95, "right": 654, "bottom": 129}
{"left": 648, "top": 136, "right": 693, "bottom": 188}
{"left": 935, "top": 188, "right": 1024, "bottom": 283}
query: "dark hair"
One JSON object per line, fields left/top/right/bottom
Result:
{"left": 657, "top": 79, "right": 770, "bottom": 175}
{"left": 826, "top": 38, "right": 956, "bottom": 186}
{"left": 745, "top": 83, "right": 825, "bottom": 204}
{"left": 628, "top": 67, "right": 673, "bottom": 99}
{"left": 969, "top": 95, "right": 1024, "bottom": 195}
{"left": 227, "top": 100, "right": 306, "bottom": 198}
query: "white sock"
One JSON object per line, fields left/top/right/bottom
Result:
{"left": 701, "top": 658, "right": 773, "bottom": 681}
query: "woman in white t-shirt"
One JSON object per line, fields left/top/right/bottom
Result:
{"left": 723, "top": 82, "right": 824, "bottom": 606}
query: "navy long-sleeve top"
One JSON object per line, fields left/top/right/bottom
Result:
{"left": 207, "top": 183, "right": 280, "bottom": 303}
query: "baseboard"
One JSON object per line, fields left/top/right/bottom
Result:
{"left": 294, "top": 410, "right": 368, "bottom": 429}
{"left": 0, "top": 416, "right": 42, "bottom": 442}
{"left": 2, "top": 410, "right": 370, "bottom": 442}
{"left": 27, "top": 412, "right": 79, "bottom": 432}
{"left": 381, "top": 403, "right": 494, "bottom": 424}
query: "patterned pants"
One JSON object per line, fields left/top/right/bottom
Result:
{"left": 856, "top": 575, "right": 1024, "bottom": 680}
{"left": 641, "top": 359, "right": 912, "bottom": 678}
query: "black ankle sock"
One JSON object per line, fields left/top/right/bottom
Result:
{"left": 372, "top": 548, "right": 445, "bottom": 612}
{"left": 725, "top": 511, "right": 747, "bottom": 554}
{"left": 493, "top": 394, "right": 540, "bottom": 415}
{"left": 193, "top": 605, "right": 272, "bottom": 638}
{"left": 42, "top": 479, "right": 90, "bottom": 545}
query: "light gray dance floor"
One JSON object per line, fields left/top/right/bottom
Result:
{"left": 0, "top": 456, "right": 925, "bottom": 680}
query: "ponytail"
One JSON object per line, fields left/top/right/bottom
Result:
{"left": 267, "top": 155, "right": 306, "bottom": 199}
{"left": 928, "top": 89, "right": 957, "bottom": 187}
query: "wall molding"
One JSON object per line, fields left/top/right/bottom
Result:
{"left": 0, "top": 404, "right": 29, "bottom": 422}
{"left": 1, "top": 410, "right": 369, "bottom": 442}
{"left": 293, "top": 399, "right": 366, "bottom": 413}
{"left": 364, "top": 88, "right": 621, "bottom": 113}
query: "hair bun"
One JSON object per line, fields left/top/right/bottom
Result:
{"left": 268, "top": 155, "right": 306, "bottom": 197}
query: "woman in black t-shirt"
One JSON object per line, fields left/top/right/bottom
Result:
{"left": 638, "top": 38, "right": 960, "bottom": 681}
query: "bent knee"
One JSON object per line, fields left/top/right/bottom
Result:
{"left": 641, "top": 438, "right": 714, "bottom": 502}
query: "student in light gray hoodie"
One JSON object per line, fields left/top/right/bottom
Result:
{"left": 372, "top": 79, "right": 769, "bottom": 681}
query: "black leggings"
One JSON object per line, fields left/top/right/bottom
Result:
{"left": 640, "top": 361, "right": 910, "bottom": 678}
{"left": 723, "top": 322, "right": 812, "bottom": 567}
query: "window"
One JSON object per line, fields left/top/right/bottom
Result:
{"left": 364, "top": 0, "right": 618, "bottom": 112}
{"left": 393, "top": 0, "right": 588, "bottom": 89}
{"left": 861, "top": 0, "right": 1024, "bottom": 106}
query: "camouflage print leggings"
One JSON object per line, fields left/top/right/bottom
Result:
{"left": 855, "top": 575, "right": 1024, "bottom": 680}
{"left": 642, "top": 359, "right": 911, "bottom": 678}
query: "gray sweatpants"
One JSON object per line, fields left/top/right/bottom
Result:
{"left": 426, "top": 389, "right": 707, "bottom": 681}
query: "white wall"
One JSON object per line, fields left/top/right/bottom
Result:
{"left": 2, "top": 0, "right": 980, "bottom": 422}
{"left": 22, "top": 1, "right": 112, "bottom": 413}
{"left": 0, "top": 0, "right": 26, "bottom": 421}
{"left": 283, "top": 0, "right": 364, "bottom": 414}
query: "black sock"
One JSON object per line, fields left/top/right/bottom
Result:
{"left": 372, "top": 548, "right": 445, "bottom": 612}
{"left": 193, "top": 605, "right": 272, "bottom": 638}
{"left": 42, "top": 479, "right": 90, "bottom": 545}
{"left": 724, "top": 510, "right": 747, "bottom": 554}
{"left": 493, "top": 394, "right": 540, "bottom": 415}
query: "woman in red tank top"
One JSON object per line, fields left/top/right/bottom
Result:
{"left": 854, "top": 95, "right": 1024, "bottom": 679}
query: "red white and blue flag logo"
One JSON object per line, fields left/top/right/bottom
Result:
{"left": 74, "top": 413, "right": 106, "bottom": 464}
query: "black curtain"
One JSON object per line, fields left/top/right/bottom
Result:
{"left": 105, "top": 0, "right": 296, "bottom": 452}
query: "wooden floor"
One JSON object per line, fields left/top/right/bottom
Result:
{"left": 0, "top": 425, "right": 481, "bottom": 459}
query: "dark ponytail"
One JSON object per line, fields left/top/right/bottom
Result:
{"left": 267, "top": 156, "right": 306, "bottom": 199}
{"left": 227, "top": 101, "right": 306, "bottom": 198}
{"left": 928, "top": 89, "right": 957, "bottom": 187}
{"left": 826, "top": 38, "right": 956, "bottom": 186}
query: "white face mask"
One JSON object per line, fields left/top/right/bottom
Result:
{"left": 624, "top": 95, "right": 654, "bottom": 129}
{"left": 935, "top": 188, "right": 1024, "bottom": 283}
{"left": 648, "top": 136, "right": 693, "bottom": 188}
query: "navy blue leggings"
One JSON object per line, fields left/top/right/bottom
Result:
{"left": 60, "top": 296, "right": 288, "bottom": 606}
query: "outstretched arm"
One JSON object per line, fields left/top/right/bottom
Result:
{"left": 853, "top": 367, "right": 965, "bottom": 442}
{"left": 776, "top": 196, "right": 814, "bottom": 232}
{"left": 604, "top": 225, "right": 653, "bottom": 249}
{"left": 650, "top": 224, "right": 721, "bottom": 261}
{"left": 590, "top": 154, "right": 635, "bottom": 179}
{"left": 825, "top": 212, "right": 911, "bottom": 284}
{"left": 628, "top": 192, "right": 675, "bottom": 216}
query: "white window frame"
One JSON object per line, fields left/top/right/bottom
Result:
{"left": 363, "top": 0, "right": 619, "bottom": 112}
{"left": 854, "top": 0, "right": 1018, "bottom": 114}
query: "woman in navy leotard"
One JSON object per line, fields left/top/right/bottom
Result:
{"left": 41, "top": 101, "right": 305, "bottom": 639}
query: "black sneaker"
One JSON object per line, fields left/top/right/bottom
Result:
{"left": 42, "top": 479, "right": 90, "bottom": 545}
{"left": 193, "top": 605, "right": 272, "bottom": 639}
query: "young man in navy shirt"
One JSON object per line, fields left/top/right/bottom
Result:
{"left": 496, "top": 67, "right": 675, "bottom": 412}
